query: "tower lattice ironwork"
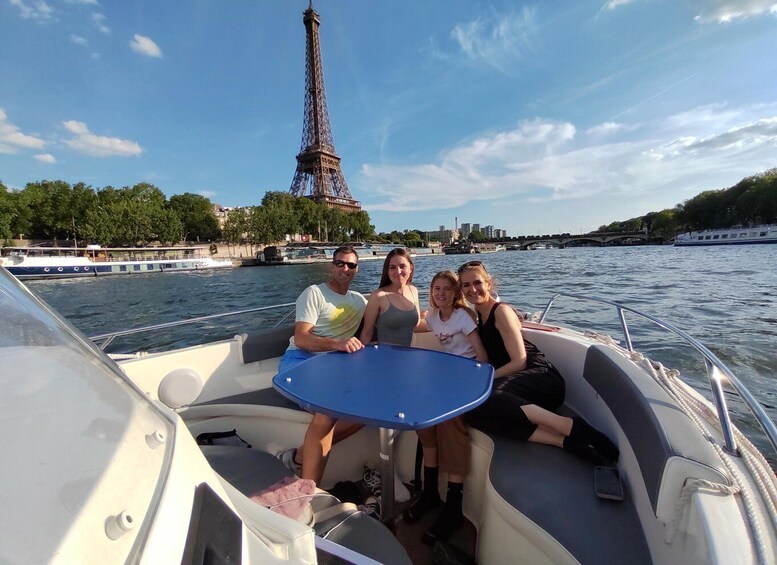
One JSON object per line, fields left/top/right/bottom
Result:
{"left": 289, "top": 2, "right": 360, "bottom": 212}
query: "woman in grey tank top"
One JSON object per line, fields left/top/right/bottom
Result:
{"left": 360, "top": 248, "right": 422, "bottom": 346}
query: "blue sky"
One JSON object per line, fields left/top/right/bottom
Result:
{"left": 2, "top": 0, "right": 776, "bottom": 236}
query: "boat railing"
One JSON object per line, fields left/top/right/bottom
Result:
{"left": 538, "top": 292, "right": 777, "bottom": 457}
{"left": 90, "top": 302, "right": 296, "bottom": 350}
{"left": 89, "top": 292, "right": 777, "bottom": 457}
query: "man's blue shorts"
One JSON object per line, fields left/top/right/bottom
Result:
{"left": 278, "top": 348, "right": 316, "bottom": 374}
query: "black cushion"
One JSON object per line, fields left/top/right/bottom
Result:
{"left": 195, "top": 388, "right": 303, "bottom": 411}
{"left": 583, "top": 345, "right": 675, "bottom": 512}
{"left": 241, "top": 325, "right": 295, "bottom": 364}
{"left": 489, "top": 436, "right": 651, "bottom": 565}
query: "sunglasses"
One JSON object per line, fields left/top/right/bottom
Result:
{"left": 333, "top": 259, "right": 358, "bottom": 269}
{"left": 457, "top": 260, "right": 483, "bottom": 274}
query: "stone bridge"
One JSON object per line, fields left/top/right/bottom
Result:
{"left": 500, "top": 231, "right": 649, "bottom": 250}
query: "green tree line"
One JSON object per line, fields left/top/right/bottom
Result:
{"left": 0, "top": 181, "right": 378, "bottom": 247}
{"left": 597, "top": 168, "right": 777, "bottom": 240}
{"left": 221, "top": 192, "right": 375, "bottom": 247}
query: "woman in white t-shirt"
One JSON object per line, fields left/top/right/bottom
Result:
{"left": 404, "top": 270, "right": 487, "bottom": 544}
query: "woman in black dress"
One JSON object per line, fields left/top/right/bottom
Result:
{"left": 457, "top": 261, "right": 619, "bottom": 461}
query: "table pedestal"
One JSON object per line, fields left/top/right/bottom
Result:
{"left": 379, "top": 427, "right": 400, "bottom": 523}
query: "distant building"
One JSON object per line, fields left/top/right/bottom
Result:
{"left": 460, "top": 223, "right": 471, "bottom": 238}
{"left": 426, "top": 228, "right": 458, "bottom": 245}
{"left": 213, "top": 204, "right": 252, "bottom": 229}
{"left": 472, "top": 223, "right": 481, "bottom": 233}
{"left": 483, "top": 225, "right": 494, "bottom": 238}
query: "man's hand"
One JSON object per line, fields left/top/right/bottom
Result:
{"left": 337, "top": 336, "right": 364, "bottom": 353}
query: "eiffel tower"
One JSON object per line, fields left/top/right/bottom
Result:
{"left": 289, "top": 2, "right": 360, "bottom": 212}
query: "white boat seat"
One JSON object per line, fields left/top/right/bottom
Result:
{"left": 200, "top": 445, "right": 412, "bottom": 565}
{"left": 583, "top": 344, "right": 729, "bottom": 523}
{"left": 486, "top": 432, "right": 650, "bottom": 564}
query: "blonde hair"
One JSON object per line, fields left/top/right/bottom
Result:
{"left": 429, "top": 270, "right": 469, "bottom": 312}
{"left": 457, "top": 261, "right": 498, "bottom": 297}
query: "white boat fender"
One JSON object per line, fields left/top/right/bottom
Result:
{"left": 158, "top": 367, "right": 203, "bottom": 408}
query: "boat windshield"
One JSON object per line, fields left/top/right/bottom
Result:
{"left": 0, "top": 269, "right": 174, "bottom": 562}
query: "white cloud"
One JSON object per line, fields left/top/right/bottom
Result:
{"left": 129, "top": 34, "right": 162, "bottom": 58}
{"left": 651, "top": 117, "right": 777, "bottom": 156}
{"left": 199, "top": 190, "right": 217, "bottom": 199}
{"left": 450, "top": 8, "right": 538, "bottom": 74}
{"left": 62, "top": 120, "right": 143, "bottom": 157}
{"left": 65, "top": 0, "right": 98, "bottom": 4}
{"left": 0, "top": 108, "right": 46, "bottom": 153}
{"left": 601, "top": 0, "right": 638, "bottom": 10}
{"left": 34, "top": 153, "right": 56, "bottom": 164}
{"left": 92, "top": 12, "right": 109, "bottom": 34}
{"left": 70, "top": 34, "right": 88, "bottom": 46}
{"left": 587, "top": 122, "right": 628, "bottom": 137}
{"left": 696, "top": 0, "right": 777, "bottom": 22}
{"left": 359, "top": 105, "right": 777, "bottom": 214}
{"left": 8, "top": 0, "right": 53, "bottom": 21}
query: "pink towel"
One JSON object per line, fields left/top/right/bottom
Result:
{"left": 251, "top": 476, "right": 316, "bottom": 521}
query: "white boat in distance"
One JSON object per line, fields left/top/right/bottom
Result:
{"left": 674, "top": 224, "right": 777, "bottom": 246}
{"left": 0, "top": 245, "right": 234, "bottom": 279}
{"left": 2, "top": 264, "right": 775, "bottom": 564}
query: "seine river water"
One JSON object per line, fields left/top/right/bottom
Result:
{"left": 27, "top": 244, "right": 777, "bottom": 462}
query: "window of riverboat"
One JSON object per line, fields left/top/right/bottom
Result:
{"left": 741, "top": 233, "right": 748, "bottom": 237}
{"left": 713, "top": 235, "right": 719, "bottom": 239}
{"left": 721, "top": 234, "right": 728, "bottom": 239}
{"left": 760, "top": 231, "right": 767, "bottom": 236}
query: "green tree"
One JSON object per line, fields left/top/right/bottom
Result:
{"left": 681, "top": 190, "right": 727, "bottom": 229}
{"left": 155, "top": 208, "right": 184, "bottom": 245}
{"left": 734, "top": 169, "right": 777, "bottom": 225}
{"left": 169, "top": 193, "right": 220, "bottom": 241}
{"left": 223, "top": 208, "right": 248, "bottom": 246}
{"left": 15, "top": 181, "right": 56, "bottom": 238}
{"left": 348, "top": 211, "right": 375, "bottom": 242}
{"left": 261, "top": 192, "right": 299, "bottom": 237}
{"left": 650, "top": 209, "right": 679, "bottom": 240}
{"left": 246, "top": 206, "right": 274, "bottom": 246}
{"left": 293, "top": 196, "right": 324, "bottom": 238}
{"left": 322, "top": 206, "right": 347, "bottom": 241}
{"left": 402, "top": 230, "right": 422, "bottom": 247}
{"left": 0, "top": 182, "right": 13, "bottom": 240}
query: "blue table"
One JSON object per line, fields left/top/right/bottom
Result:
{"left": 273, "top": 344, "right": 494, "bottom": 521}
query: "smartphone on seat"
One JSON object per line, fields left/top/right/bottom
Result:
{"left": 594, "top": 466, "right": 624, "bottom": 501}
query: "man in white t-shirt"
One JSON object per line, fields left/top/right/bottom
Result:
{"left": 277, "top": 245, "right": 367, "bottom": 485}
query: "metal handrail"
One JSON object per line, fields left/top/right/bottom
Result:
{"left": 89, "top": 302, "right": 296, "bottom": 350}
{"left": 538, "top": 292, "right": 777, "bottom": 456}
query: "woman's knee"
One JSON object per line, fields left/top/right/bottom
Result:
{"left": 416, "top": 426, "right": 438, "bottom": 449}
{"left": 308, "top": 413, "right": 337, "bottom": 436}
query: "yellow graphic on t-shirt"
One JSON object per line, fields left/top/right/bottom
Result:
{"left": 330, "top": 304, "right": 359, "bottom": 334}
